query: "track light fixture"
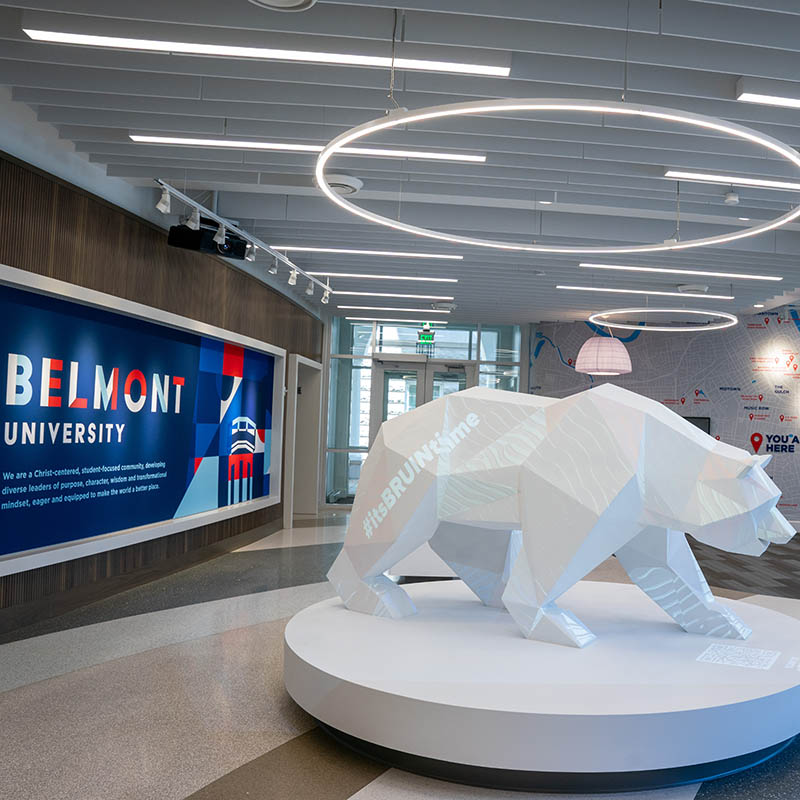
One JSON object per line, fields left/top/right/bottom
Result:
{"left": 322, "top": 285, "right": 331, "bottom": 304}
{"left": 156, "top": 188, "right": 171, "bottom": 214}
{"left": 156, "top": 179, "right": 330, "bottom": 302}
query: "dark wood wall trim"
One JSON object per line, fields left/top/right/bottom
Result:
{"left": 0, "top": 507, "right": 282, "bottom": 637}
{"left": 0, "top": 153, "right": 324, "bottom": 616}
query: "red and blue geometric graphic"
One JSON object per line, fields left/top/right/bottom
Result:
{"left": 176, "top": 339, "right": 274, "bottom": 518}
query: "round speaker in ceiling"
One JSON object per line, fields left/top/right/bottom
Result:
{"left": 248, "top": 0, "right": 317, "bottom": 11}
{"left": 322, "top": 174, "right": 364, "bottom": 196}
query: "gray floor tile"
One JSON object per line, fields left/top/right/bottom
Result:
{"left": 696, "top": 737, "right": 800, "bottom": 799}
{"left": 0, "top": 542, "right": 342, "bottom": 644}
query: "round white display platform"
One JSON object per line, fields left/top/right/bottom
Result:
{"left": 284, "top": 581, "right": 800, "bottom": 792}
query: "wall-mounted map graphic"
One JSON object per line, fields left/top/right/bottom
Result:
{"left": 531, "top": 308, "right": 800, "bottom": 517}
{"left": 1, "top": 281, "right": 279, "bottom": 558}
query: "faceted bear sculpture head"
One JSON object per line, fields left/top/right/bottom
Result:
{"left": 633, "top": 401, "right": 795, "bottom": 557}
{"left": 686, "top": 453, "right": 795, "bottom": 556}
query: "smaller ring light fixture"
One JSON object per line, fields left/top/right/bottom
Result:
{"left": 575, "top": 335, "right": 632, "bottom": 376}
{"left": 588, "top": 308, "right": 738, "bottom": 333}
{"left": 315, "top": 99, "right": 800, "bottom": 255}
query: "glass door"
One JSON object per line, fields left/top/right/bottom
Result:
{"left": 423, "top": 363, "right": 478, "bottom": 404}
{"left": 369, "top": 360, "right": 478, "bottom": 445}
{"left": 369, "top": 360, "right": 427, "bottom": 444}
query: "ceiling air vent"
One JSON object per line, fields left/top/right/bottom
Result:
{"left": 248, "top": 0, "right": 317, "bottom": 10}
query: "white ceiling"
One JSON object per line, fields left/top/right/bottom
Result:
{"left": 3, "top": 0, "right": 800, "bottom": 322}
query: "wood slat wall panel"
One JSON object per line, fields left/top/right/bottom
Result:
{"left": 0, "top": 152, "right": 323, "bottom": 614}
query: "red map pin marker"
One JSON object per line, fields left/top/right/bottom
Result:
{"left": 568, "top": 358, "right": 573, "bottom": 365}
{"left": 765, "top": 317, "right": 770, "bottom": 325}
{"left": 795, "top": 364, "right": 798, "bottom": 371}
{"left": 791, "top": 355, "right": 795, "bottom": 362}
{"left": 751, "top": 432, "right": 763, "bottom": 452}
{"left": 781, "top": 415, "right": 785, "bottom": 422}
{"left": 750, "top": 413, "right": 754, "bottom": 420}
{"left": 680, "top": 397, "right": 685, "bottom": 404}
{"left": 776, "top": 357, "right": 780, "bottom": 364}
{"left": 759, "top": 394, "right": 763, "bottom": 401}
{"left": 695, "top": 389, "right": 700, "bottom": 397}
{"left": 715, "top": 435, "right": 721, "bottom": 440}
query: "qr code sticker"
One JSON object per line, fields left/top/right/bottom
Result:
{"left": 697, "top": 643, "right": 781, "bottom": 670}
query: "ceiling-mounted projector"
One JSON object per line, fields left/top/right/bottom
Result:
{"left": 167, "top": 217, "right": 248, "bottom": 260}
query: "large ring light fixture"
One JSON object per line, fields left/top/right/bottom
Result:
{"left": 588, "top": 308, "right": 739, "bottom": 332}
{"left": 315, "top": 99, "right": 800, "bottom": 254}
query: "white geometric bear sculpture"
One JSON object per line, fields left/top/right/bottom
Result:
{"left": 328, "top": 384, "right": 796, "bottom": 647}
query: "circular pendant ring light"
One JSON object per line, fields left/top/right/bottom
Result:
{"left": 588, "top": 308, "right": 738, "bottom": 332}
{"left": 315, "top": 99, "right": 800, "bottom": 255}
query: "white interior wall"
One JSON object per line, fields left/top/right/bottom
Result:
{"left": 294, "top": 363, "right": 322, "bottom": 515}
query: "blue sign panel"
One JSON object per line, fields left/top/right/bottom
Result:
{"left": 1, "top": 283, "right": 275, "bottom": 557}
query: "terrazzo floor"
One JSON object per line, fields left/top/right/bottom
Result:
{"left": 1, "top": 517, "right": 799, "bottom": 799}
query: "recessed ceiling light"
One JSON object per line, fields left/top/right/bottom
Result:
{"left": 307, "top": 271, "right": 457, "bottom": 283}
{"left": 129, "top": 135, "right": 485, "bottom": 162}
{"left": 23, "top": 29, "right": 509, "bottom": 77}
{"left": 579, "top": 262, "right": 781, "bottom": 282}
{"left": 737, "top": 91, "right": 800, "bottom": 110}
{"left": 738, "top": 217, "right": 751, "bottom": 221}
{"left": 334, "top": 291, "right": 455, "bottom": 299}
{"left": 754, "top": 304, "right": 765, "bottom": 308}
{"left": 345, "top": 317, "right": 449, "bottom": 324}
{"left": 274, "top": 247, "right": 462, "bottom": 260}
{"left": 337, "top": 306, "right": 450, "bottom": 313}
{"left": 664, "top": 170, "right": 800, "bottom": 192}
{"left": 556, "top": 285, "right": 734, "bottom": 300}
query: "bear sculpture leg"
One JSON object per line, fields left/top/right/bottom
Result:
{"left": 429, "top": 523, "right": 521, "bottom": 607}
{"left": 615, "top": 527, "right": 752, "bottom": 640}
{"left": 501, "top": 539, "right": 597, "bottom": 648}
{"left": 328, "top": 548, "right": 417, "bottom": 619}
{"left": 327, "top": 513, "right": 443, "bottom": 619}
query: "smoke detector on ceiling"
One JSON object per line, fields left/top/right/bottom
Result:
{"left": 318, "top": 173, "right": 363, "bottom": 196}
{"left": 724, "top": 191, "right": 740, "bottom": 205}
{"left": 248, "top": 0, "right": 316, "bottom": 11}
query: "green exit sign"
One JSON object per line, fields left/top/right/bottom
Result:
{"left": 418, "top": 330, "right": 435, "bottom": 343}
